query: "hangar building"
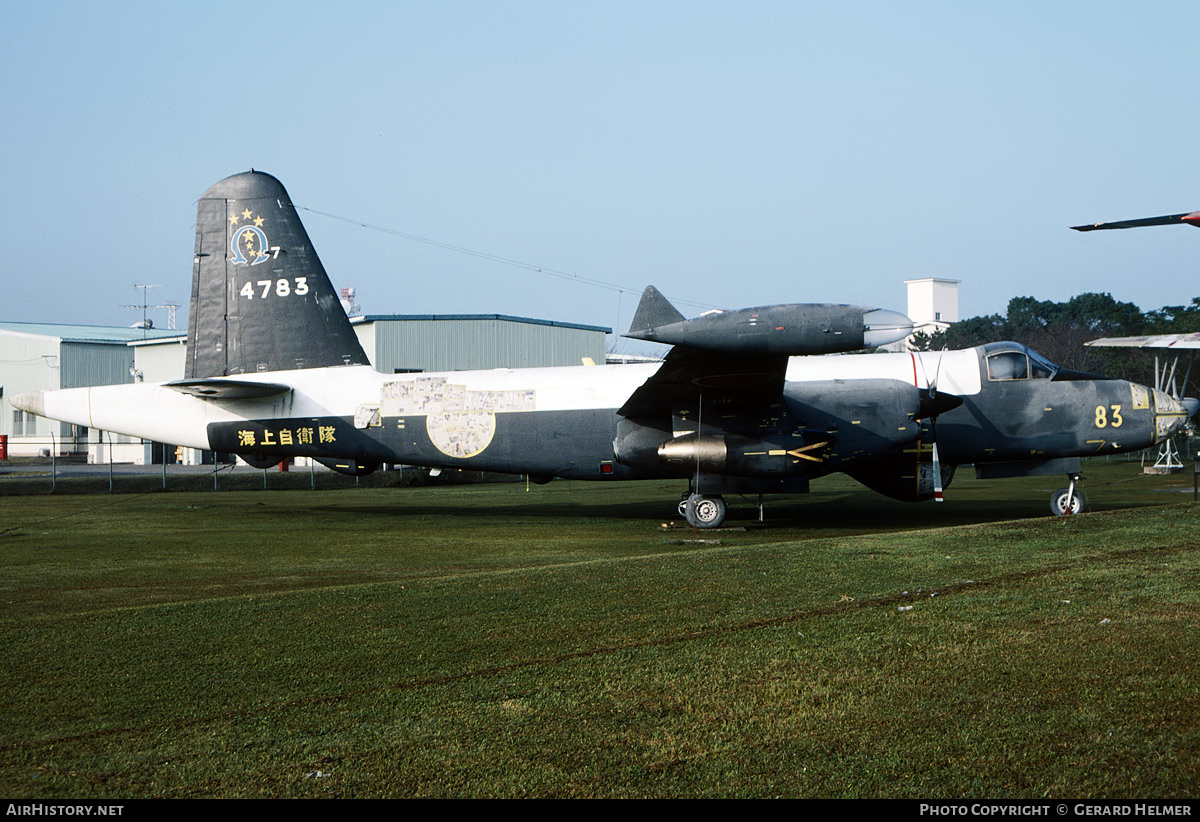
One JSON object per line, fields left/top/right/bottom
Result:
{"left": 0, "top": 322, "right": 179, "bottom": 456}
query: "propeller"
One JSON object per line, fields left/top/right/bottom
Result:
{"left": 914, "top": 353, "right": 964, "bottom": 503}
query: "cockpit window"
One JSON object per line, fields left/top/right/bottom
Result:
{"left": 983, "top": 344, "right": 1059, "bottom": 381}
{"left": 987, "top": 351, "right": 1029, "bottom": 381}
{"left": 1028, "top": 349, "right": 1057, "bottom": 379}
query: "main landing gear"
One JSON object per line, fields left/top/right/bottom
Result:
{"left": 678, "top": 493, "right": 727, "bottom": 528}
{"left": 1049, "top": 474, "right": 1083, "bottom": 517}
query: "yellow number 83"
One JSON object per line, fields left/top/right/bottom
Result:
{"left": 1095, "top": 404, "right": 1123, "bottom": 428}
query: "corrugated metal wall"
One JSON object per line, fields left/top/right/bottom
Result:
{"left": 369, "top": 316, "right": 608, "bottom": 373}
{"left": 60, "top": 342, "right": 135, "bottom": 389}
{"left": 58, "top": 342, "right": 134, "bottom": 441}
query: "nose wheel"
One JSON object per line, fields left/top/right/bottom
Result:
{"left": 1049, "top": 475, "right": 1083, "bottom": 516}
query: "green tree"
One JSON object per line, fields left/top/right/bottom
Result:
{"left": 932, "top": 293, "right": 1199, "bottom": 394}
{"left": 1145, "top": 297, "right": 1200, "bottom": 333}
{"left": 906, "top": 328, "right": 946, "bottom": 351}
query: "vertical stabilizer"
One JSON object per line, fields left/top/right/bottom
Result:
{"left": 626, "top": 285, "right": 686, "bottom": 337}
{"left": 187, "top": 170, "right": 370, "bottom": 378}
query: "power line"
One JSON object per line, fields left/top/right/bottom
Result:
{"left": 296, "top": 204, "right": 717, "bottom": 312}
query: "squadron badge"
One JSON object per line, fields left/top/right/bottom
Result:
{"left": 228, "top": 208, "right": 271, "bottom": 265}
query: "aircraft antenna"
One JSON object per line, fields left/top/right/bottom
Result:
{"left": 125, "top": 284, "right": 159, "bottom": 337}
{"left": 124, "top": 284, "right": 180, "bottom": 333}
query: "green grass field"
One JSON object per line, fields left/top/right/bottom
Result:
{"left": 0, "top": 462, "right": 1196, "bottom": 798}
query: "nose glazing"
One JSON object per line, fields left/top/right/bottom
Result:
{"left": 1151, "top": 387, "right": 1193, "bottom": 443}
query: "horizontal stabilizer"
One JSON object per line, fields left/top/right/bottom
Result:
{"left": 164, "top": 379, "right": 292, "bottom": 400}
{"left": 1071, "top": 211, "right": 1200, "bottom": 231}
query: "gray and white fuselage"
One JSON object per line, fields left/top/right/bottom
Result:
{"left": 16, "top": 345, "right": 1187, "bottom": 484}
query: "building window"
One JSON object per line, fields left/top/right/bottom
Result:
{"left": 12, "top": 410, "right": 27, "bottom": 436}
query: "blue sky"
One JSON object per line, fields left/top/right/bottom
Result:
{"left": 2, "top": 2, "right": 1196, "bottom": 352}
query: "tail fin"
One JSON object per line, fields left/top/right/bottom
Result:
{"left": 187, "top": 170, "right": 370, "bottom": 378}
{"left": 626, "top": 285, "right": 686, "bottom": 338}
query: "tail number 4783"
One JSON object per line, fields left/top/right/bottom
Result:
{"left": 240, "top": 278, "right": 309, "bottom": 299}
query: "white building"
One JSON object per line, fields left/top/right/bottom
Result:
{"left": 0, "top": 322, "right": 179, "bottom": 458}
{"left": 904, "top": 277, "right": 960, "bottom": 339}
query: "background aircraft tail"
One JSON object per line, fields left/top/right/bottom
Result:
{"left": 186, "top": 170, "right": 370, "bottom": 378}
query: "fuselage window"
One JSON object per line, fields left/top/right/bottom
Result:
{"left": 987, "top": 351, "right": 1029, "bottom": 381}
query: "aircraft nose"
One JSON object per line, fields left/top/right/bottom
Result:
{"left": 1152, "top": 390, "right": 1194, "bottom": 443}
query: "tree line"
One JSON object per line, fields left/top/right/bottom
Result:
{"left": 908, "top": 293, "right": 1200, "bottom": 394}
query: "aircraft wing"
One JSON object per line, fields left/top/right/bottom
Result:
{"left": 1086, "top": 333, "right": 1200, "bottom": 349}
{"left": 1071, "top": 211, "right": 1200, "bottom": 231}
{"left": 617, "top": 345, "right": 788, "bottom": 419}
{"left": 616, "top": 285, "right": 912, "bottom": 420}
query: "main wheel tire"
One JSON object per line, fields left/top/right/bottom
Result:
{"left": 685, "top": 494, "right": 727, "bottom": 529}
{"left": 1050, "top": 487, "right": 1082, "bottom": 516}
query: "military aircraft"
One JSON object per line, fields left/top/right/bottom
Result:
{"left": 1071, "top": 210, "right": 1200, "bottom": 232}
{"left": 13, "top": 171, "right": 1197, "bottom": 527}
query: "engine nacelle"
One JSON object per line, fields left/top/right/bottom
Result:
{"left": 656, "top": 432, "right": 821, "bottom": 477}
{"left": 846, "top": 460, "right": 956, "bottom": 502}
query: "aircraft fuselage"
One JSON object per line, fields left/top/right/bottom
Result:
{"left": 22, "top": 343, "right": 1186, "bottom": 494}
{"left": 12, "top": 171, "right": 1196, "bottom": 528}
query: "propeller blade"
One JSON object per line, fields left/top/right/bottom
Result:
{"left": 914, "top": 353, "right": 953, "bottom": 503}
{"left": 914, "top": 353, "right": 962, "bottom": 417}
{"left": 931, "top": 439, "right": 944, "bottom": 503}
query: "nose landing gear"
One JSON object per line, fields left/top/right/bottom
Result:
{"left": 1050, "top": 474, "right": 1083, "bottom": 517}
